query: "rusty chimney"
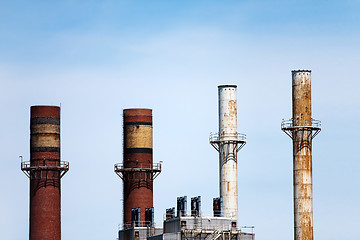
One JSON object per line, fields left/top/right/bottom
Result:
{"left": 21, "top": 105, "right": 69, "bottom": 240}
{"left": 114, "top": 108, "right": 161, "bottom": 228}
{"left": 210, "top": 85, "right": 246, "bottom": 221}
{"left": 282, "top": 70, "right": 321, "bottom": 240}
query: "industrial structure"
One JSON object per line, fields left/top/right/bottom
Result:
{"left": 114, "top": 109, "right": 162, "bottom": 239}
{"left": 281, "top": 70, "right": 321, "bottom": 240}
{"left": 21, "top": 105, "right": 69, "bottom": 240}
{"left": 156, "top": 195, "right": 254, "bottom": 240}
{"left": 114, "top": 86, "right": 254, "bottom": 240}
{"left": 210, "top": 85, "right": 246, "bottom": 221}
{"left": 17, "top": 73, "right": 324, "bottom": 240}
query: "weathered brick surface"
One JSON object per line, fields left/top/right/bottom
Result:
{"left": 123, "top": 109, "right": 154, "bottom": 224}
{"left": 29, "top": 106, "right": 62, "bottom": 240}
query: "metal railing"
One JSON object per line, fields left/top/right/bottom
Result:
{"left": 240, "top": 226, "right": 255, "bottom": 234}
{"left": 114, "top": 162, "right": 162, "bottom": 172}
{"left": 281, "top": 119, "right": 321, "bottom": 129}
{"left": 119, "top": 221, "right": 156, "bottom": 230}
{"left": 281, "top": 119, "right": 322, "bottom": 140}
{"left": 161, "top": 213, "right": 255, "bottom": 234}
{"left": 20, "top": 157, "right": 69, "bottom": 178}
{"left": 21, "top": 160, "right": 69, "bottom": 170}
{"left": 209, "top": 132, "right": 247, "bottom": 142}
{"left": 114, "top": 162, "right": 162, "bottom": 180}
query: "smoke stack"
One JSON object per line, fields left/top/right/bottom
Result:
{"left": 115, "top": 108, "right": 161, "bottom": 227}
{"left": 210, "top": 85, "right": 246, "bottom": 221}
{"left": 21, "top": 105, "right": 69, "bottom": 240}
{"left": 282, "top": 70, "right": 321, "bottom": 240}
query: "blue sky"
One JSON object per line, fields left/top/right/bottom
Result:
{"left": 1, "top": 1, "right": 359, "bottom": 239}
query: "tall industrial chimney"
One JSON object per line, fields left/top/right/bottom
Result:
{"left": 115, "top": 108, "right": 161, "bottom": 227}
{"left": 21, "top": 105, "right": 69, "bottom": 240}
{"left": 282, "top": 70, "right": 321, "bottom": 240}
{"left": 210, "top": 85, "right": 246, "bottom": 221}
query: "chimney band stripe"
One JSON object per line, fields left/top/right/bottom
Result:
{"left": 124, "top": 148, "right": 153, "bottom": 154}
{"left": 31, "top": 117, "right": 60, "bottom": 125}
{"left": 124, "top": 122, "right": 152, "bottom": 126}
{"left": 31, "top": 147, "right": 60, "bottom": 152}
